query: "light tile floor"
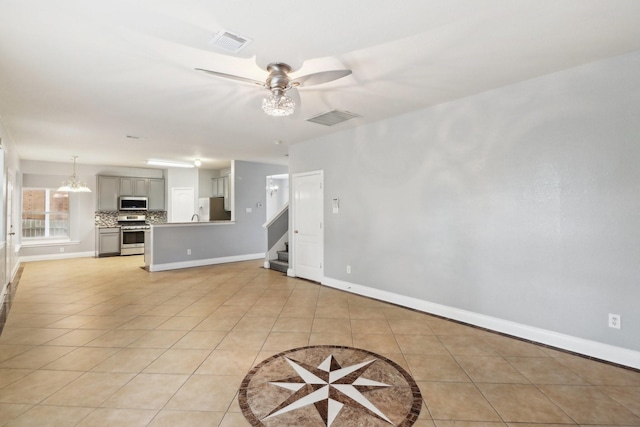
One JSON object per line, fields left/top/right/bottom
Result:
{"left": 0, "top": 256, "right": 638, "bottom": 426}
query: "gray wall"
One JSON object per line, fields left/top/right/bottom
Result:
{"left": 198, "top": 169, "right": 218, "bottom": 198}
{"left": 152, "top": 160, "right": 287, "bottom": 264}
{"left": 289, "top": 50, "right": 640, "bottom": 352}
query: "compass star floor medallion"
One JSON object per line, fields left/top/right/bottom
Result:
{"left": 239, "top": 345, "right": 422, "bottom": 426}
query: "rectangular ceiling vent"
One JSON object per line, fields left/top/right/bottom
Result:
{"left": 306, "top": 110, "right": 360, "bottom": 126}
{"left": 210, "top": 30, "right": 252, "bottom": 53}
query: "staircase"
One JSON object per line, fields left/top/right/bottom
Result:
{"left": 269, "top": 242, "right": 288, "bottom": 273}
{"left": 264, "top": 203, "right": 289, "bottom": 274}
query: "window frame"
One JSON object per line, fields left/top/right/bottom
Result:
{"left": 21, "top": 187, "right": 71, "bottom": 242}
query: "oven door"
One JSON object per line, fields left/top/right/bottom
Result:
{"left": 120, "top": 229, "right": 145, "bottom": 255}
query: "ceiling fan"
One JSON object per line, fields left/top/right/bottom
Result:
{"left": 195, "top": 63, "right": 352, "bottom": 117}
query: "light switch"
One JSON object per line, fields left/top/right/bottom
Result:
{"left": 246, "top": 208, "right": 252, "bottom": 213}
{"left": 332, "top": 198, "right": 340, "bottom": 213}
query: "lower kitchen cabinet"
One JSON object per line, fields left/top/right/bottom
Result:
{"left": 97, "top": 227, "right": 120, "bottom": 257}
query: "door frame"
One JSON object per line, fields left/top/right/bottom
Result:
{"left": 290, "top": 170, "right": 324, "bottom": 281}
{"left": 4, "top": 167, "right": 16, "bottom": 286}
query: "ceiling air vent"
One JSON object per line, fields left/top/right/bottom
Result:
{"left": 210, "top": 30, "right": 252, "bottom": 53}
{"left": 306, "top": 110, "right": 360, "bottom": 126}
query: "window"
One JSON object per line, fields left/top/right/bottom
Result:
{"left": 22, "top": 188, "right": 70, "bottom": 239}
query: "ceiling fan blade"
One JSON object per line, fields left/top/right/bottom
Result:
{"left": 288, "top": 87, "right": 302, "bottom": 119}
{"left": 195, "top": 68, "right": 264, "bottom": 87}
{"left": 292, "top": 69, "right": 352, "bottom": 87}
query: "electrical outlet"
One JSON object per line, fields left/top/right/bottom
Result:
{"left": 346, "top": 265, "right": 351, "bottom": 274}
{"left": 187, "top": 249, "right": 191, "bottom": 255}
{"left": 608, "top": 313, "right": 621, "bottom": 329}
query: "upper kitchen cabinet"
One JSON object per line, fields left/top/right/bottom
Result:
{"left": 97, "top": 175, "right": 119, "bottom": 211}
{"left": 97, "top": 175, "right": 165, "bottom": 211}
{"left": 120, "top": 177, "right": 148, "bottom": 197}
{"left": 212, "top": 176, "right": 229, "bottom": 198}
{"left": 148, "top": 178, "right": 165, "bottom": 211}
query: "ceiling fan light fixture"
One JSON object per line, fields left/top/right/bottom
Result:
{"left": 262, "top": 94, "right": 295, "bottom": 117}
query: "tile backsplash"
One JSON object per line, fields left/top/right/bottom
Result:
{"left": 146, "top": 211, "right": 167, "bottom": 224}
{"left": 95, "top": 211, "right": 167, "bottom": 227}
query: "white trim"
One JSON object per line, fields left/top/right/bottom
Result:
{"left": 263, "top": 202, "right": 289, "bottom": 228}
{"left": 21, "top": 239, "right": 79, "bottom": 247}
{"left": 322, "top": 276, "right": 640, "bottom": 370}
{"left": 20, "top": 251, "right": 95, "bottom": 263}
{"left": 148, "top": 252, "right": 264, "bottom": 272}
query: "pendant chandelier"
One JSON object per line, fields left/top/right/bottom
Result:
{"left": 57, "top": 156, "right": 92, "bottom": 192}
{"left": 267, "top": 179, "right": 279, "bottom": 196}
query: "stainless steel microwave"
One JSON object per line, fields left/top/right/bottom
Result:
{"left": 119, "top": 196, "right": 148, "bottom": 211}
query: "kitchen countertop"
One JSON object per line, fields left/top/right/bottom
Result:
{"left": 150, "top": 221, "right": 235, "bottom": 227}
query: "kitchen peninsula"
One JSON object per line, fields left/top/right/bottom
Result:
{"left": 143, "top": 160, "right": 288, "bottom": 272}
{"left": 144, "top": 220, "right": 265, "bottom": 272}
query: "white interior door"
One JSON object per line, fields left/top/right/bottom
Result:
{"left": 292, "top": 171, "right": 323, "bottom": 282}
{"left": 170, "top": 187, "right": 195, "bottom": 223}
{"left": 5, "top": 170, "right": 14, "bottom": 284}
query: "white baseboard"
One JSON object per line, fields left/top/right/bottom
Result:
{"left": 20, "top": 251, "right": 96, "bottom": 263}
{"left": 322, "top": 276, "right": 640, "bottom": 370}
{"left": 148, "top": 253, "right": 265, "bottom": 272}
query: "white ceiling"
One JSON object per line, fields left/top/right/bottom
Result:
{"left": 1, "top": 0, "right": 639, "bottom": 170}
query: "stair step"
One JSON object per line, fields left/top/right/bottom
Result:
{"left": 277, "top": 250, "right": 289, "bottom": 262}
{"left": 269, "top": 259, "right": 288, "bottom": 273}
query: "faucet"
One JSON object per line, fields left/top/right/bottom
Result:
{"left": 191, "top": 214, "right": 200, "bottom": 222}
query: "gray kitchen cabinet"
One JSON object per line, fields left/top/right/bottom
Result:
{"left": 211, "top": 177, "right": 221, "bottom": 197}
{"left": 120, "top": 177, "right": 148, "bottom": 196}
{"left": 148, "top": 178, "right": 165, "bottom": 211}
{"left": 97, "top": 175, "right": 119, "bottom": 211}
{"left": 97, "top": 175, "right": 165, "bottom": 211}
{"left": 223, "top": 176, "right": 230, "bottom": 211}
{"left": 98, "top": 227, "right": 120, "bottom": 256}
{"left": 212, "top": 176, "right": 229, "bottom": 197}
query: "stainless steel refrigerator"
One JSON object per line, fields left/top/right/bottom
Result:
{"left": 209, "top": 197, "right": 231, "bottom": 220}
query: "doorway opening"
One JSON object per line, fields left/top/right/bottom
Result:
{"left": 266, "top": 174, "right": 288, "bottom": 221}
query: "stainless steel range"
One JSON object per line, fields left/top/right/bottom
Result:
{"left": 118, "top": 214, "right": 150, "bottom": 256}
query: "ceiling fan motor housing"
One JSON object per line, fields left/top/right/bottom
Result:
{"left": 266, "top": 63, "right": 293, "bottom": 95}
